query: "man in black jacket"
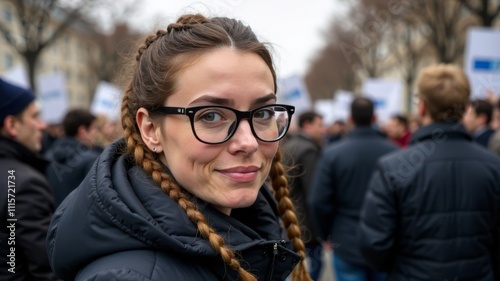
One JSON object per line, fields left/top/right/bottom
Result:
{"left": 309, "top": 97, "right": 397, "bottom": 281}
{"left": 359, "top": 64, "right": 500, "bottom": 281}
{"left": 0, "top": 79, "right": 59, "bottom": 280}
{"left": 281, "top": 111, "right": 325, "bottom": 280}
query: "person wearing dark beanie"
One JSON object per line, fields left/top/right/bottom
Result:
{"left": 0, "top": 78, "right": 60, "bottom": 280}
{"left": 0, "top": 79, "right": 36, "bottom": 124}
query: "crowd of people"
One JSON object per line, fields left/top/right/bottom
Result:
{"left": 282, "top": 64, "right": 500, "bottom": 281}
{"left": 0, "top": 12, "right": 499, "bottom": 281}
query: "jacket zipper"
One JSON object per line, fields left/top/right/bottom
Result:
{"left": 266, "top": 242, "right": 278, "bottom": 281}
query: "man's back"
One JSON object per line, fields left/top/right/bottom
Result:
{"left": 309, "top": 127, "right": 398, "bottom": 265}
{"left": 360, "top": 123, "right": 500, "bottom": 280}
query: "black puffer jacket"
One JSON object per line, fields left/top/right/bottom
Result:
{"left": 47, "top": 140, "right": 300, "bottom": 281}
{"left": 0, "top": 137, "right": 58, "bottom": 281}
{"left": 359, "top": 123, "right": 500, "bottom": 281}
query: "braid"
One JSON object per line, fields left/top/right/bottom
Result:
{"left": 135, "top": 29, "right": 168, "bottom": 62}
{"left": 121, "top": 85, "right": 256, "bottom": 281}
{"left": 269, "top": 149, "right": 312, "bottom": 281}
{"left": 167, "top": 13, "right": 210, "bottom": 33}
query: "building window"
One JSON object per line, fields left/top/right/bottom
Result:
{"left": 4, "top": 53, "right": 13, "bottom": 69}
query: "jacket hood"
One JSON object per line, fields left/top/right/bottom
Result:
{"left": 47, "top": 139, "right": 285, "bottom": 280}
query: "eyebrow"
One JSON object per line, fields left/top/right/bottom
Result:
{"left": 188, "top": 93, "right": 276, "bottom": 107}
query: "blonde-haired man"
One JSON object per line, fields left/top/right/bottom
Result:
{"left": 359, "top": 64, "right": 500, "bottom": 281}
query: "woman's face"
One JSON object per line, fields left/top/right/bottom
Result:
{"left": 157, "top": 47, "right": 278, "bottom": 215}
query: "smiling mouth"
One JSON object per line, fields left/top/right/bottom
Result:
{"left": 218, "top": 166, "right": 260, "bottom": 183}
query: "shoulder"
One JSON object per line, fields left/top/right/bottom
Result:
{"left": 76, "top": 250, "right": 218, "bottom": 281}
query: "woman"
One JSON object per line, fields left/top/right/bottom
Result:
{"left": 47, "top": 13, "right": 311, "bottom": 281}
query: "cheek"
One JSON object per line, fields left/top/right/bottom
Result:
{"left": 263, "top": 142, "right": 279, "bottom": 165}
{"left": 162, "top": 123, "right": 219, "bottom": 172}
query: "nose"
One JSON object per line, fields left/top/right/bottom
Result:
{"left": 227, "top": 119, "right": 258, "bottom": 154}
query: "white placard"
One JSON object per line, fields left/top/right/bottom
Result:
{"left": 362, "top": 78, "right": 403, "bottom": 124}
{"left": 314, "top": 99, "right": 334, "bottom": 126}
{"left": 464, "top": 27, "right": 500, "bottom": 99}
{"left": 331, "top": 90, "right": 354, "bottom": 123}
{"left": 38, "top": 72, "right": 69, "bottom": 124}
{"left": 276, "top": 74, "right": 312, "bottom": 122}
{"left": 90, "top": 81, "right": 123, "bottom": 121}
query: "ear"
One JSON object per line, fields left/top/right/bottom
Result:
{"left": 371, "top": 114, "right": 377, "bottom": 125}
{"left": 1, "top": 115, "right": 19, "bottom": 138}
{"left": 136, "top": 108, "right": 162, "bottom": 153}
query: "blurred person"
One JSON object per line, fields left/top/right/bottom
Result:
{"left": 325, "top": 119, "right": 347, "bottom": 145}
{"left": 46, "top": 13, "right": 312, "bottom": 281}
{"left": 93, "top": 115, "right": 124, "bottom": 148}
{"left": 309, "top": 97, "right": 397, "bottom": 281}
{"left": 462, "top": 99, "right": 495, "bottom": 147}
{"left": 40, "top": 123, "right": 63, "bottom": 155}
{"left": 384, "top": 114, "right": 411, "bottom": 148}
{"left": 0, "top": 79, "right": 59, "bottom": 280}
{"left": 359, "top": 64, "right": 500, "bottom": 280}
{"left": 44, "top": 108, "right": 102, "bottom": 206}
{"left": 281, "top": 111, "right": 326, "bottom": 280}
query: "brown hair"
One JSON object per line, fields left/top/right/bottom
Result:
{"left": 120, "top": 13, "right": 310, "bottom": 281}
{"left": 416, "top": 64, "right": 470, "bottom": 122}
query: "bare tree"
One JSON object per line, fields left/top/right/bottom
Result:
{"left": 412, "top": 0, "right": 471, "bottom": 63}
{"left": 0, "top": 0, "right": 135, "bottom": 92}
{"left": 305, "top": 18, "right": 362, "bottom": 101}
{"left": 458, "top": 0, "right": 500, "bottom": 26}
{"left": 389, "top": 18, "right": 428, "bottom": 112}
{"left": 90, "top": 23, "right": 141, "bottom": 85}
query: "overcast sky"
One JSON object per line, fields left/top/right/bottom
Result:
{"left": 126, "top": 0, "right": 348, "bottom": 78}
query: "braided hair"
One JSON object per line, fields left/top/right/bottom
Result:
{"left": 121, "top": 13, "right": 311, "bottom": 281}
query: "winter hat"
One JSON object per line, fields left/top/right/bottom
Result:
{"left": 0, "top": 78, "right": 36, "bottom": 125}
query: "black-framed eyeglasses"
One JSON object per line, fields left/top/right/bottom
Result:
{"left": 150, "top": 104, "right": 295, "bottom": 144}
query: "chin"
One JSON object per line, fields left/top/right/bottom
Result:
{"left": 225, "top": 189, "right": 260, "bottom": 209}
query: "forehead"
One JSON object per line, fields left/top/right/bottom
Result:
{"left": 167, "top": 47, "right": 275, "bottom": 107}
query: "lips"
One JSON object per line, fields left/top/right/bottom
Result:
{"left": 218, "top": 166, "right": 260, "bottom": 183}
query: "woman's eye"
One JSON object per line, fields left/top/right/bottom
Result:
{"left": 254, "top": 108, "right": 274, "bottom": 119}
{"left": 197, "top": 110, "right": 226, "bottom": 123}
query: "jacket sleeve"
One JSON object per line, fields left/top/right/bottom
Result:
{"left": 16, "top": 173, "right": 59, "bottom": 280}
{"left": 308, "top": 152, "right": 336, "bottom": 241}
{"left": 358, "top": 166, "right": 398, "bottom": 271}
